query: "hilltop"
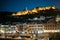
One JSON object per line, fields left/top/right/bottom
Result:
{"left": 0, "top": 6, "right": 60, "bottom": 24}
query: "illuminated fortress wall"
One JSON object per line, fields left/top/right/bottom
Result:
{"left": 12, "top": 6, "right": 55, "bottom": 16}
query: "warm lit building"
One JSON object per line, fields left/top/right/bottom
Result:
{"left": 22, "top": 23, "right": 60, "bottom": 34}
{"left": 44, "top": 23, "right": 60, "bottom": 33}
{"left": 31, "top": 8, "right": 38, "bottom": 13}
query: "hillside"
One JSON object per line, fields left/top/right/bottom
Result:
{"left": 0, "top": 9, "right": 60, "bottom": 24}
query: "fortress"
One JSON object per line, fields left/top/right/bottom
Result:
{"left": 12, "top": 6, "right": 55, "bottom": 16}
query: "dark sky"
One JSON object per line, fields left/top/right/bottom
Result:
{"left": 0, "top": 0, "right": 60, "bottom": 12}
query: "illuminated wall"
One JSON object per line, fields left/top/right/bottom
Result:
{"left": 12, "top": 6, "right": 55, "bottom": 16}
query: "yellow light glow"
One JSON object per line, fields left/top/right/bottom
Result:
{"left": 12, "top": 6, "right": 56, "bottom": 16}
{"left": 32, "top": 8, "right": 38, "bottom": 13}
{"left": 56, "top": 18, "right": 60, "bottom": 22}
{"left": 12, "top": 13, "right": 16, "bottom": 16}
{"left": 45, "top": 7, "right": 51, "bottom": 10}
{"left": 52, "top": 6, "right": 55, "bottom": 9}
{"left": 44, "top": 30, "right": 58, "bottom": 33}
{"left": 39, "top": 8, "right": 46, "bottom": 10}
{"left": 16, "top": 12, "right": 22, "bottom": 15}
{"left": 15, "top": 11, "right": 28, "bottom": 16}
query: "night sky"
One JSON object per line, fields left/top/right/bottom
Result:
{"left": 0, "top": 0, "right": 60, "bottom": 12}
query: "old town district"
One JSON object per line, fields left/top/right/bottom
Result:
{"left": 0, "top": 6, "right": 60, "bottom": 40}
